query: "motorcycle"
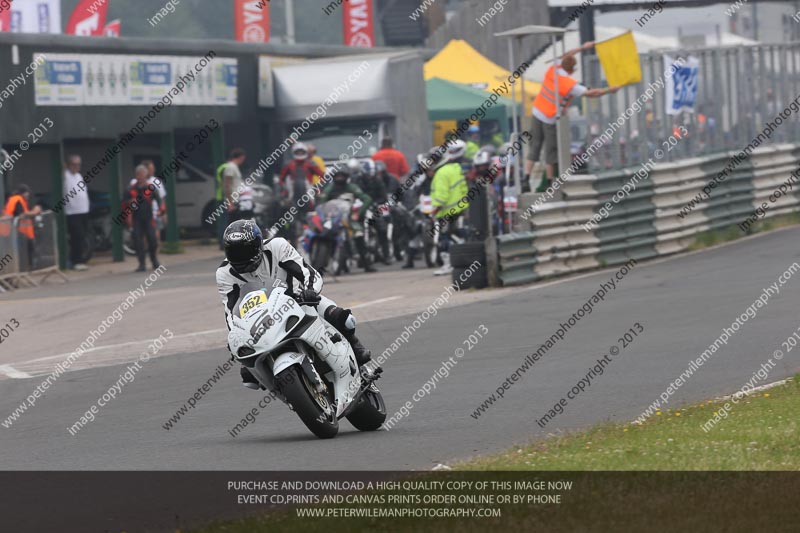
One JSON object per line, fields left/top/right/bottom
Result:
{"left": 303, "top": 199, "right": 349, "bottom": 274}
{"left": 392, "top": 195, "right": 436, "bottom": 267}
{"left": 227, "top": 279, "right": 387, "bottom": 439}
{"left": 85, "top": 191, "right": 136, "bottom": 261}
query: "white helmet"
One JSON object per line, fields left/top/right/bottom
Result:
{"left": 291, "top": 142, "right": 308, "bottom": 161}
{"left": 446, "top": 139, "right": 467, "bottom": 161}
{"left": 346, "top": 158, "right": 362, "bottom": 174}
{"left": 473, "top": 150, "right": 492, "bottom": 167}
{"left": 360, "top": 159, "right": 376, "bottom": 178}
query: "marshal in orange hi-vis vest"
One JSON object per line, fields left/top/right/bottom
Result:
{"left": 2, "top": 195, "right": 35, "bottom": 239}
{"left": 533, "top": 65, "right": 579, "bottom": 120}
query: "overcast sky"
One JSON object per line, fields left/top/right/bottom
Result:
{"left": 550, "top": 0, "right": 744, "bottom": 38}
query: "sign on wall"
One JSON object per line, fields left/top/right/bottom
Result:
{"left": 34, "top": 53, "right": 238, "bottom": 106}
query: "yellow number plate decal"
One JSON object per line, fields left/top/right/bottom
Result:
{"left": 239, "top": 292, "right": 267, "bottom": 317}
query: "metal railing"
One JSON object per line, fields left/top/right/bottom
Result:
{"left": 577, "top": 43, "right": 800, "bottom": 172}
{"left": 0, "top": 211, "right": 66, "bottom": 291}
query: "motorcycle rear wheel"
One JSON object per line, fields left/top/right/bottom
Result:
{"left": 276, "top": 366, "right": 339, "bottom": 439}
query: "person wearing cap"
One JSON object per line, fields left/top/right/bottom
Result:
{"left": 525, "top": 41, "right": 621, "bottom": 192}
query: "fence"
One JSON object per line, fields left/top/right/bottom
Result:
{"left": 579, "top": 43, "right": 800, "bottom": 172}
{"left": 496, "top": 144, "right": 800, "bottom": 286}
{"left": 0, "top": 211, "right": 66, "bottom": 291}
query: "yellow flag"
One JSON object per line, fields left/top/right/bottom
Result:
{"left": 595, "top": 31, "right": 642, "bottom": 87}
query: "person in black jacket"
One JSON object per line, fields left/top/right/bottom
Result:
{"left": 127, "top": 165, "right": 162, "bottom": 272}
{"left": 353, "top": 159, "right": 391, "bottom": 264}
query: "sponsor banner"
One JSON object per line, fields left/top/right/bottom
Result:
{"left": 103, "top": 18, "right": 121, "bottom": 37}
{"left": 0, "top": 5, "right": 10, "bottom": 32}
{"left": 665, "top": 54, "right": 699, "bottom": 115}
{"left": 65, "top": 0, "right": 108, "bottom": 36}
{"left": 234, "top": 0, "right": 270, "bottom": 43}
{"left": 34, "top": 53, "right": 238, "bottom": 106}
{"left": 343, "top": 0, "right": 374, "bottom": 48}
{"left": 9, "top": 0, "right": 61, "bottom": 33}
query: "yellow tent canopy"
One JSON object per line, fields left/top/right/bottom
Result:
{"left": 424, "top": 39, "right": 540, "bottom": 116}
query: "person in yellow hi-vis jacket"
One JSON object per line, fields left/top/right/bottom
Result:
{"left": 430, "top": 139, "right": 469, "bottom": 276}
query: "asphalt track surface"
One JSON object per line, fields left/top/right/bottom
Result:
{"left": 1, "top": 228, "right": 799, "bottom": 470}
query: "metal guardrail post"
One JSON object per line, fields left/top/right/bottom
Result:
{"left": 110, "top": 145, "right": 124, "bottom": 262}
{"left": 161, "top": 131, "right": 182, "bottom": 253}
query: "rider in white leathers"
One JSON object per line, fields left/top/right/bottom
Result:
{"left": 216, "top": 219, "right": 379, "bottom": 388}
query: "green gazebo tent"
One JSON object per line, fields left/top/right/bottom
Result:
{"left": 425, "top": 77, "right": 520, "bottom": 137}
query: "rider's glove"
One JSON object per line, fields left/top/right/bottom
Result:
{"left": 294, "top": 288, "right": 321, "bottom": 307}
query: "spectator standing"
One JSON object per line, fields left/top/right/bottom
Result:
{"left": 214, "top": 148, "right": 246, "bottom": 246}
{"left": 3, "top": 184, "right": 42, "bottom": 272}
{"left": 63, "top": 155, "right": 90, "bottom": 271}
{"left": 525, "top": 41, "right": 620, "bottom": 192}
{"left": 431, "top": 140, "right": 469, "bottom": 276}
{"left": 129, "top": 160, "right": 167, "bottom": 241}
{"left": 127, "top": 165, "right": 162, "bottom": 272}
{"left": 465, "top": 125, "right": 481, "bottom": 159}
{"left": 371, "top": 137, "right": 409, "bottom": 180}
{"left": 308, "top": 143, "right": 326, "bottom": 180}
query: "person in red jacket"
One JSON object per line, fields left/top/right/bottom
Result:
{"left": 278, "top": 143, "right": 324, "bottom": 199}
{"left": 278, "top": 143, "right": 324, "bottom": 243}
{"left": 371, "top": 137, "right": 410, "bottom": 180}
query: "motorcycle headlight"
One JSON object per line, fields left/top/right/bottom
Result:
{"left": 323, "top": 220, "right": 333, "bottom": 230}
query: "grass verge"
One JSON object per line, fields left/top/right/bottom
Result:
{"left": 689, "top": 212, "right": 800, "bottom": 251}
{"left": 190, "top": 378, "right": 800, "bottom": 533}
{"left": 459, "top": 376, "right": 799, "bottom": 471}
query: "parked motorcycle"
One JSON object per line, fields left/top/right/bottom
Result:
{"left": 227, "top": 279, "right": 386, "bottom": 439}
{"left": 86, "top": 191, "right": 135, "bottom": 261}
{"left": 303, "top": 199, "right": 349, "bottom": 274}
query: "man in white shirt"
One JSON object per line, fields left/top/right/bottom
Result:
{"left": 525, "top": 41, "right": 620, "bottom": 192}
{"left": 63, "top": 155, "right": 90, "bottom": 271}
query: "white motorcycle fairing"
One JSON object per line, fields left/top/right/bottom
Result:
{"left": 227, "top": 281, "right": 363, "bottom": 419}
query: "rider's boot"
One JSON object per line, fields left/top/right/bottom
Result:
{"left": 324, "top": 306, "right": 382, "bottom": 380}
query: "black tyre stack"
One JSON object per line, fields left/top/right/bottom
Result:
{"left": 450, "top": 242, "right": 487, "bottom": 290}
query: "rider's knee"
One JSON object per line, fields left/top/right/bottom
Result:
{"left": 324, "top": 306, "right": 356, "bottom": 334}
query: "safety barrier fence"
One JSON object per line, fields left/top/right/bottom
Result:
{"left": 495, "top": 144, "right": 800, "bottom": 286}
{"left": 581, "top": 43, "right": 800, "bottom": 172}
{"left": 0, "top": 211, "right": 66, "bottom": 291}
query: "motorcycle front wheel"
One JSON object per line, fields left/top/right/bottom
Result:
{"left": 277, "top": 366, "right": 338, "bottom": 439}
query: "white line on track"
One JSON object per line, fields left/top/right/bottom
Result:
{"left": 0, "top": 365, "right": 32, "bottom": 379}
{"left": 350, "top": 296, "right": 403, "bottom": 309}
{"left": 3, "top": 297, "right": 404, "bottom": 379}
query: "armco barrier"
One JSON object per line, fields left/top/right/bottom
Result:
{"left": 0, "top": 211, "right": 66, "bottom": 290}
{"left": 496, "top": 144, "right": 800, "bottom": 286}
